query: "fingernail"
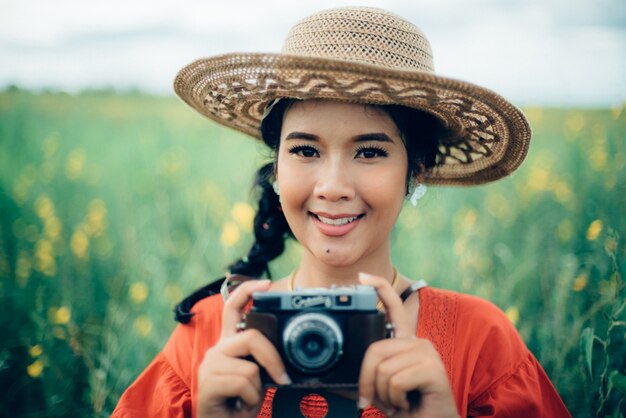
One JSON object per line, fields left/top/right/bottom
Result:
{"left": 358, "top": 396, "right": 370, "bottom": 409}
{"left": 358, "top": 272, "right": 375, "bottom": 281}
{"left": 280, "top": 372, "right": 292, "bottom": 385}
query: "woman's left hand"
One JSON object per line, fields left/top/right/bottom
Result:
{"left": 357, "top": 273, "right": 460, "bottom": 418}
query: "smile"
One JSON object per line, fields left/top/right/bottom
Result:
{"left": 315, "top": 214, "right": 361, "bottom": 226}
{"left": 309, "top": 212, "right": 365, "bottom": 237}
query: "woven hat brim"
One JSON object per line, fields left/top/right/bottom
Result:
{"left": 174, "top": 52, "right": 531, "bottom": 186}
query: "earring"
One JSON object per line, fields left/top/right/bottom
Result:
{"left": 408, "top": 183, "right": 427, "bottom": 206}
{"left": 272, "top": 181, "right": 280, "bottom": 196}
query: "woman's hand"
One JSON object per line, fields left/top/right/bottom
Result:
{"left": 358, "top": 273, "right": 460, "bottom": 418}
{"left": 196, "top": 280, "right": 290, "bottom": 418}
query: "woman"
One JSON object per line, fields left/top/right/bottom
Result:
{"left": 113, "top": 7, "right": 571, "bottom": 418}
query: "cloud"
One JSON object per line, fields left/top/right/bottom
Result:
{"left": 1, "top": 0, "right": 624, "bottom": 105}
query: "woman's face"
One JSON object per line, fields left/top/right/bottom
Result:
{"left": 276, "top": 100, "right": 408, "bottom": 268}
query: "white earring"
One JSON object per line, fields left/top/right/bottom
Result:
{"left": 272, "top": 181, "right": 280, "bottom": 196}
{"left": 408, "top": 183, "right": 427, "bottom": 206}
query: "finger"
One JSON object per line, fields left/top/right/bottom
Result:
{"left": 219, "top": 329, "right": 290, "bottom": 385}
{"left": 358, "top": 272, "right": 412, "bottom": 338}
{"left": 197, "top": 355, "right": 264, "bottom": 414}
{"left": 376, "top": 349, "right": 418, "bottom": 410}
{"left": 205, "top": 375, "right": 263, "bottom": 409}
{"left": 358, "top": 338, "right": 415, "bottom": 409}
{"left": 206, "top": 356, "right": 262, "bottom": 391}
{"left": 221, "top": 279, "right": 271, "bottom": 338}
{"left": 381, "top": 350, "right": 429, "bottom": 412}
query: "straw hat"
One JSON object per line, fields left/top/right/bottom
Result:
{"left": 174, "top": 6, "right": 531, "bottom": 186}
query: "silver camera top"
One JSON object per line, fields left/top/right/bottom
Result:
{"left": 251, "top": 284, "right": 378, "bottom": 311}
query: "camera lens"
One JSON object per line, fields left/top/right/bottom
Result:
{"left": 283, "top": 312, "right": 343, "bottom": 373}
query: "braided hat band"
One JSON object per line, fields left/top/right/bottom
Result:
{"left": 174, "top": 7, "right": 531, "bottom": 186}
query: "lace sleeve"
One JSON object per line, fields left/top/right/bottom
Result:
{"left": 468, "top": 351, "right": 570, "bottom": 418}
{"left": 112, "top": 353, "right": 191, "bottom": 418}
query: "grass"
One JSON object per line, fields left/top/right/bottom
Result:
{"left": 0, "top": 88, "right": 624, "bottom": 417}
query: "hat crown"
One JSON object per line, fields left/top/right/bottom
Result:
{"left": 282, "top": 7, "right": 434, "bottom": 73}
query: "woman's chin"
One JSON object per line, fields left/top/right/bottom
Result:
{"left": 314, "top": 248, "right": 359, "bottom": 269}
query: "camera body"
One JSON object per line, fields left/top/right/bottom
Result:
{"left": 242, "top": 285, "right": 389, "bottom": 388}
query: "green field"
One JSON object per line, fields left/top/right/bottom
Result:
{"left": 0, "top": 88, "right": 624, "bottom": 417}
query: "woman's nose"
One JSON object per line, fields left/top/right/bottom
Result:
{"left": 313, "top": 158, "right": 356, "bottom": 201}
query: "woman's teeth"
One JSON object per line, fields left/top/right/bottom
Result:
{"left": 316, "top": 215, "right": 359, "bottom": 226}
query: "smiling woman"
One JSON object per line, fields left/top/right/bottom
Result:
{"left": 274, "top": 100, "right": 428, "bottom": 279}
{"left": 112, "top": 6, "right": 571, "bottom": 418}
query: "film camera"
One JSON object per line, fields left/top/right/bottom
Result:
{"left": 241, "top": 285, "right": 391, "bottom": 388}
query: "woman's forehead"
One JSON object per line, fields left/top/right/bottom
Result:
{"left": 282, "top": 99, "right": 400, "bottom": 134}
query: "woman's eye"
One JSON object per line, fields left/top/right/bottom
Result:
{"left": 289, "top": 145, "right": 319, "bottom": 158}
{"left": 356, "top": 147, "right": 388, "bottom": 159}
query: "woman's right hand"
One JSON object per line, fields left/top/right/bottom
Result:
{"left": 196, "top": 279, "right": 290, "bottom": 418}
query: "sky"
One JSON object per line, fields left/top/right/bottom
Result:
{"left": 1, "top": 0, "right": 625, "bottom": 106}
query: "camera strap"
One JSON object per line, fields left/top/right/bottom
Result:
{"left": 271, "top": 387, "right": 360, "bottom": 418}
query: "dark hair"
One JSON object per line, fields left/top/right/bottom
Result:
{"left": 228, "top": 99, "right": 446, "bottom": 278}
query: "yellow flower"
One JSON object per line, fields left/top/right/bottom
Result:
{"left": 52, "top": 306, "right": 71, "bottom": 325}
{"left": 586, "top": 220, "right": 602, "bottom": 241}
{"left": 27, "top": 360, "right": 44, "bottom": 378}
{"left": 44, "top": 216, "right": 62, "bottom": 240}
{"left": 29, "top": 345, "right": 43, "bottom": 357}
{"left": 34, "top": 195, "right": 54, "bottom": 219}
{"left": 505, "top": 307, "right": 519, "bottom": 326}
{"left": 589, "top": 148, "right": 607, "bottom": 171}
{"left": 572, "top": 274, "right": 588, "bottom": 292}
{"left": 34, "top": 239, "right": 56, "bottom": 277}
{"left": 528, "top": 166, "right": 550, "bottom": 191}
{"left": 70, "top": 229, "right": 89, "bottom": 258}
{"left": 129, "top": 282, "right": 149, "bottom": 304}
{"left": 86, "top": 199, "right": 107, "bottom": 236}
{"left": 464, "top": 210, "right": 477, "bottom": 225}
{"left": 231, "top": 202, "right": 255, "bottom": 232}
{"left": 35, "top": 239, "right": 53, "bottom": 258}
{"left": 134, "top": 315, "right": 153, "bottom": 337}
{"left": 221, "top": 222, "right": 240, "bottom": 247}
{"left": 551, "top": 181, "right": 572, "bottom": 203}
{"left": 65, "top": 149, "right": 86, "bottom": 180}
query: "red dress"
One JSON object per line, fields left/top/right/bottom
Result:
{"left": 112, "top": 287, "right": 571, "bottom": 417}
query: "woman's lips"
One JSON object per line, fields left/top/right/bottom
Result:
{"left": 309, "top": 212, "right": 364, "bottom": 237}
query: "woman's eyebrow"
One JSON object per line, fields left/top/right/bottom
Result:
{"left": 285, "top": 131, "right": 318, "bottom": 141}
{"left": 284, "top": 131, "right": 395, "bottom": 142}
{"left": 354, "top": 133, "right": 394, "bottom": 143}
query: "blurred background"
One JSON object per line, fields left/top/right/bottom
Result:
{"left": 0, "top": 0, "right": 624, "bottom": 416}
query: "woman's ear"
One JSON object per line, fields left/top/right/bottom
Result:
{"left": 406, "top": 162, "right": 427, "bottom": 205}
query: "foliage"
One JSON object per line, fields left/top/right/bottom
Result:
{"left": 0, "top": 89, "right": 624, "bottom": 417}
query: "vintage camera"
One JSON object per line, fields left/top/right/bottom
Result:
{"left": 242, "top": 285, "right": 390, "bottom": 388}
